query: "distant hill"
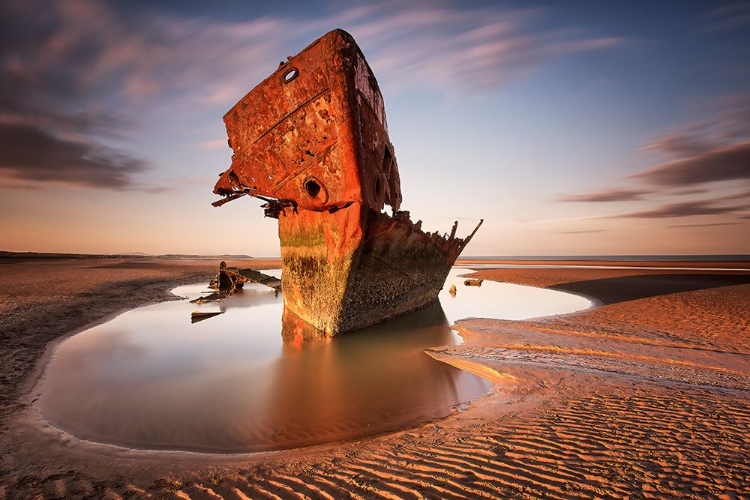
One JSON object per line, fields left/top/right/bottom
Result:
{"left": 0, "top": 251, "right": 253, "bottom": 260}
{"left": 158, "top": 254, "right": 253, "bottom": 260}
{"left": 459, "top": 255, "right": 750, "bottom": 262}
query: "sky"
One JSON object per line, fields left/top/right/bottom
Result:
{"left": 1, "top": 0, "right": 748, "bottom": 257}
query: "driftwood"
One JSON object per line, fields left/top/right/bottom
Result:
{"left": 238, "top": 268, "right": 282, "bottom": 292}
{"left": 190, "top": 292, "right": 227, "bottom": 304}
{"left": 209, "top": 261, "right": 248, "bottom": 294}
{"left": 191, "top": 311, "right": 224, "bottom": 323}
{"left": 207, "top": 261, "right": 281, "bottom": 295}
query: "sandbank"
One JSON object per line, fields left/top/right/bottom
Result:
{"left": 0, "top": 255, "right": 748, "bottom": 498}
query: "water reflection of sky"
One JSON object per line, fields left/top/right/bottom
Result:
{"left": 440, "top": 268, "right": 592, "bottom": 322}
{"left": 37, "top": 268, "right": 591, "bottom": 453}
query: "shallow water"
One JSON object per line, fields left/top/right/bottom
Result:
{"left": 37, "top": 268, "right": 591, "bottom": 453}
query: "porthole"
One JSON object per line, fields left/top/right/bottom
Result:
{"left": 282, "top": 67, "right": 299, "bottom": 83}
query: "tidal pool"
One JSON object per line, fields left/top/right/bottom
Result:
{"left": 37, "top": 268, "right": 591, "bottom": 453}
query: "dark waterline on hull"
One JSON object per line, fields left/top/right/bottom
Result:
{"left": 37, "top": 268, "right": 591, "bottom": 453}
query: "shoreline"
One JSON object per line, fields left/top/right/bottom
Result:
{"left": 1, "top": 257, "right": 748, "bottom": 498}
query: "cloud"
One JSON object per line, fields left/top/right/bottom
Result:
{"left": 610, "top": 198, "right": 750, "bottom": 219}
{"left": 556, "top": 188, "right": 651, "bottom": 202}
{"left": 672, "top": 187, "right": 707, "bottom": 196}
{"left": 0, "top": 1, "right": 154, "bottom": 190}
{"left": 719, "top": 188, "right": 750, "bottom": 201}
{"left": 201, "top": 139, "right": 228, "bottom": 150}
{"left": 631, "top": 95, "right": 750, "bottom": 189}
{"left": 335, "top": 6, "right": 626, "bottom": 92}
{"left": 642, "top": 133, "right": 719, "bottom": 158}
{"left": 0, "top": 0, "right": 295, "bottom": 191}
{"left": 557, "top": 92, "right": 750, "bottom": 215}
{"left": 594, "top": 189, "right": 750, "bottom": 220}
{"left": 559, "top": 229, "right": 606, "bottom": 234}
{"left": 629, "top": 140, "right": 750, "bottom": 187}
{"left": 668, "top": 222, "right": 740, "bottom": 228}
{"left": 0, "top": 1, "right": 625, "bottom": 190}
{"left": 703, "top": 2, "right": 750, "bottom": 33}
{"left": 0, "top": 123, "right": 147, "bottom": 189}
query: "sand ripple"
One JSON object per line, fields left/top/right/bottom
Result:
{"left": 2, "top": 260, "right": 749, "bottom": 499}
{"left": 6, "top": 376, "right": 748, "bottom": 499}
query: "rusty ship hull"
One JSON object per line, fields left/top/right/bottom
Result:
{"left": 213, "top": 29, "right": 481, "bottom": 336}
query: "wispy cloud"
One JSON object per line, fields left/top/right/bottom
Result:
{"left": 718, "top": 188, "right": 750, "bottom": 202}
{"left": 631, "top": 93, "right": 750, "bottom": 191}
{"left": 703, "top": 2, "right": 750, "bottom": 33}
{"left": 629, "top": 95, "right": 750, "bottom": 192}
{"left": 610, "top": 198, "right": 750, "bottom": 219}
{"left": 557, "top": 188, "right": 651, "bottom": 202}
{"left": 0, "top": 0, "right": 292, "bottom": 190}
{"left": 557, "top": 92, "right": 750, "bottom": 220}
{"left": 337, "top": 6, "right": 625, "bottom": 93}
{"left": 641, "top": 133, "right": 719, "bottom": 158}
{"left": 630, "top": 140, "right": 750, "bottom": 187}
{"left": 668, "top": 222, "right": 740, "bottom": 228}
{"left": 201, "top": 139, "right": 228, "bottom": 150}
{"left": 672, "top": 187, "right": 708, "bottom": 196}
{"left": 0, "top": 1, "right": 625, "bottom": 190}
{"left": 0, "top": 123, "right": 147, "bottom": 189}
{"left": 559, "top": 229, "right": 606, "bottom": 234}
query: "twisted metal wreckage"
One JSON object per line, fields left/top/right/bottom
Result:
{"left": 212, "top": 29, "right": 482, "bottom": 336}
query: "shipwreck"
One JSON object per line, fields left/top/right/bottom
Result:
{"left": 212, "top": 29, "right": 482, "bottom": 336}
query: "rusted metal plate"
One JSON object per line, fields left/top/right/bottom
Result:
{"left": 215, "top": 30, "right": 398, "bottom": 215}
{"left": 213, "top": 29, "right": 481, "bottom": 336}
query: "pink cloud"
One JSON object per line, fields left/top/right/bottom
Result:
{"left": 330, "top": 6, "right": 625, "bottom": 92}
{"left": 557, "top": 188, "right": 651, "bottom": 203}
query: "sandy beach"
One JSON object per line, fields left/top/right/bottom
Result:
{"left": 1, "top": 256, "right": 749, "bottom": 499}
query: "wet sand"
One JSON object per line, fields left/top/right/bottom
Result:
{"left": 1, "top": 256, "right": 749, "bottom": 499}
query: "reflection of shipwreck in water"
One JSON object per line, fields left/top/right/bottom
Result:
{"left": 212, "top": 29, "right": 481, "bottom": 335}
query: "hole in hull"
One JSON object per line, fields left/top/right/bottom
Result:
{"left": 305, "top": 179, "right": 321, "bottom": 198}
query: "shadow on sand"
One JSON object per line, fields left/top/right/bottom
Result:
{"left": 549, "top": 273, "right": 750, "bottom": 305}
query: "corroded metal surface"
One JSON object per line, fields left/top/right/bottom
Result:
{"left": 214, "top": 29, "right": 400, "bottom": 215}
{"left": 213, "top": 29, "right": 481, "bottom": 335}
